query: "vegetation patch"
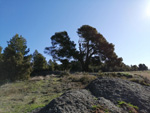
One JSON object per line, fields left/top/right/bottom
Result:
{"left": 68, "top": 74, "right": 97, "bottom": 84}
{"left": 0, "top": 74, "right": 91, "bottom": 113}
{"left": 98, "top": 72, "right": 133, "bottom": 78}
{"left": 98, "top": 71, "right": 150, "bottom": 86}
{"left": 118, "top": 101, "right": 139, "bottom": 113}
{"left": 130, "top": 78, "right": 150, "bottom": 86}
{"left": 91, "top": 104, "right": 109, "bottom": 113}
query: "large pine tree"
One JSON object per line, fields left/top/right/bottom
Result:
{"left": 0, "top": 34, "right": 32, "bottom": 81}
{"left": 45, "top": 25, "right": 124, "bottom": 72}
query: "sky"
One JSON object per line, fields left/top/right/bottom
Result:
{"left": 0, "top": 0, "right": 150, "bottom": 68}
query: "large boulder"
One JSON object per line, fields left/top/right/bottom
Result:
{"left": 87, "top": 77, "right": 150, "bottom": 113}
{"left": 32, "top": 89, "right": 124, "bottom": 113}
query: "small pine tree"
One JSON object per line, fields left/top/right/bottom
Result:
{"left": 32, "top": 50, "right": 47, "bottom": 71}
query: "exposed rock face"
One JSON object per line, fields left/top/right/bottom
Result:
{"left": 39, "top": 90, "right": 96, "bottom": 113}
{"left": 33, "top": 90, "right": 124, "bottom": 113}
{"left": 31, "top": 77, "right": 150, "bottom": 113}
{"left": 87, "top": 77, "right": 150, "bottom": 113}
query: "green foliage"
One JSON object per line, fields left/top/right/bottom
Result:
{"left": 131, "top": 65, "right": 138, "bottom": 71}
{"left": 138, "top": 63, "right": 148, "bottom": 71}
{"left": 32, "top": 50, "right": 47, "bottom": 71}
{"left": 91, "top": 104, "right": 109, "bottom": 113}
{"left": 118, "top": 101, "right": 139, "bottom": 110}
{"left": 44, "top": 25, "right": 149, "bottom": 72}
{"left": 6, "top": 34, "right": 29, "bottom": 55}
{"left": 18, "top": 104, "right": 45, "bottom": 113}
{"left": 93, "top": 97, "right": 98, "bottom": 100}
{"left": 91, "top": 105, "right": 99, "bottom": 109}
{"left": 77, "top": 25, "right": 124, "bottom": 72}
{"left": 0, "top": 34, "right": 32, "bottom": 82}
{"left": 45, "top": 25, "right": 124, "bottom": 72}
{"left": 45, "top": 31, "right": 76, "bottom": 69}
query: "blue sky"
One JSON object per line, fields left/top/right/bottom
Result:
{"left": 0, "top": 0, "right": 150, "bottom": 68}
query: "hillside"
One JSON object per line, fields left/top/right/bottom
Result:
{"left": 0, "top": 71, "right": 150, "bottom": 113}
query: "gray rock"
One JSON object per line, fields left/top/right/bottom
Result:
{"left": 32, "top": 89, "right": 123, "bottom": 113}
{"left": 87, "top": 77, "right": 150, "bottom": 112}
{"left": 97, "top": 97, "right": 127, "bottom": 113}
{"left": 30, "top": 77, "right": 150, "bottom": 113}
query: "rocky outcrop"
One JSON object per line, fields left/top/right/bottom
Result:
{"left": 33, "top": 90, "right": 124, "bottom": 113}
{"left": 31, "top": 77, "right": 150, "bottom": 113}
{"left": 87, "top": 77, "right": 150, "bottom": 113}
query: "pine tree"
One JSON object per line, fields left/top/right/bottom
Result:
{"left": 45, "top": 25, "right": 123, "bottom": 72}
{"left": 32, "top": 50, "right": 47, "bottom": 71}
{"left": 1, "top": 34, "right": 32, "bottom": 81}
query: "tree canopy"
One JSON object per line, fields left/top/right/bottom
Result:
{"left": 0, "top": 31, "right": 148, "bottom": 83}
{"left": 138, "top": 64, "right": 148, "bottom": 71}
{"left": 6, "top": 34, "right": 30, "bottom": 56}
{"left": 45, "top": 31, "right": 77, "bottom": 70}
{"left": 77, "top": 25, "right": 123, "bottom": 71}
{"left": 45, "top": 31, "right": 76, "bottom": 60}
{"left": 45, "top": 25, "right": 124, "bottom": 72}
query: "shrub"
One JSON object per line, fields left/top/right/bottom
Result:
{"left": 68, "top": 74, "right": 97, "bottom": 84}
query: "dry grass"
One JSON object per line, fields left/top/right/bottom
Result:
{"left": 127, "top": 71, "right": 150, "bottom": 80}
{"left": 68, "top": 73, "right": 97, "bottom": 84}
{"left": 0, "top": 73, "right": 92, "bottom": 113}
{"left": 29, "top": 76, "right": 45, "bottom": 81}
{"left": 97, "top": 71, "right": 150, "bottom": 86}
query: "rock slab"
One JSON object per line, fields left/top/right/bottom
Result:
{"left": 87, "top": 77, "right": 150, "bottom": 113}
{"left": 32, "top": 89, "right": 123, "bottom": 113}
